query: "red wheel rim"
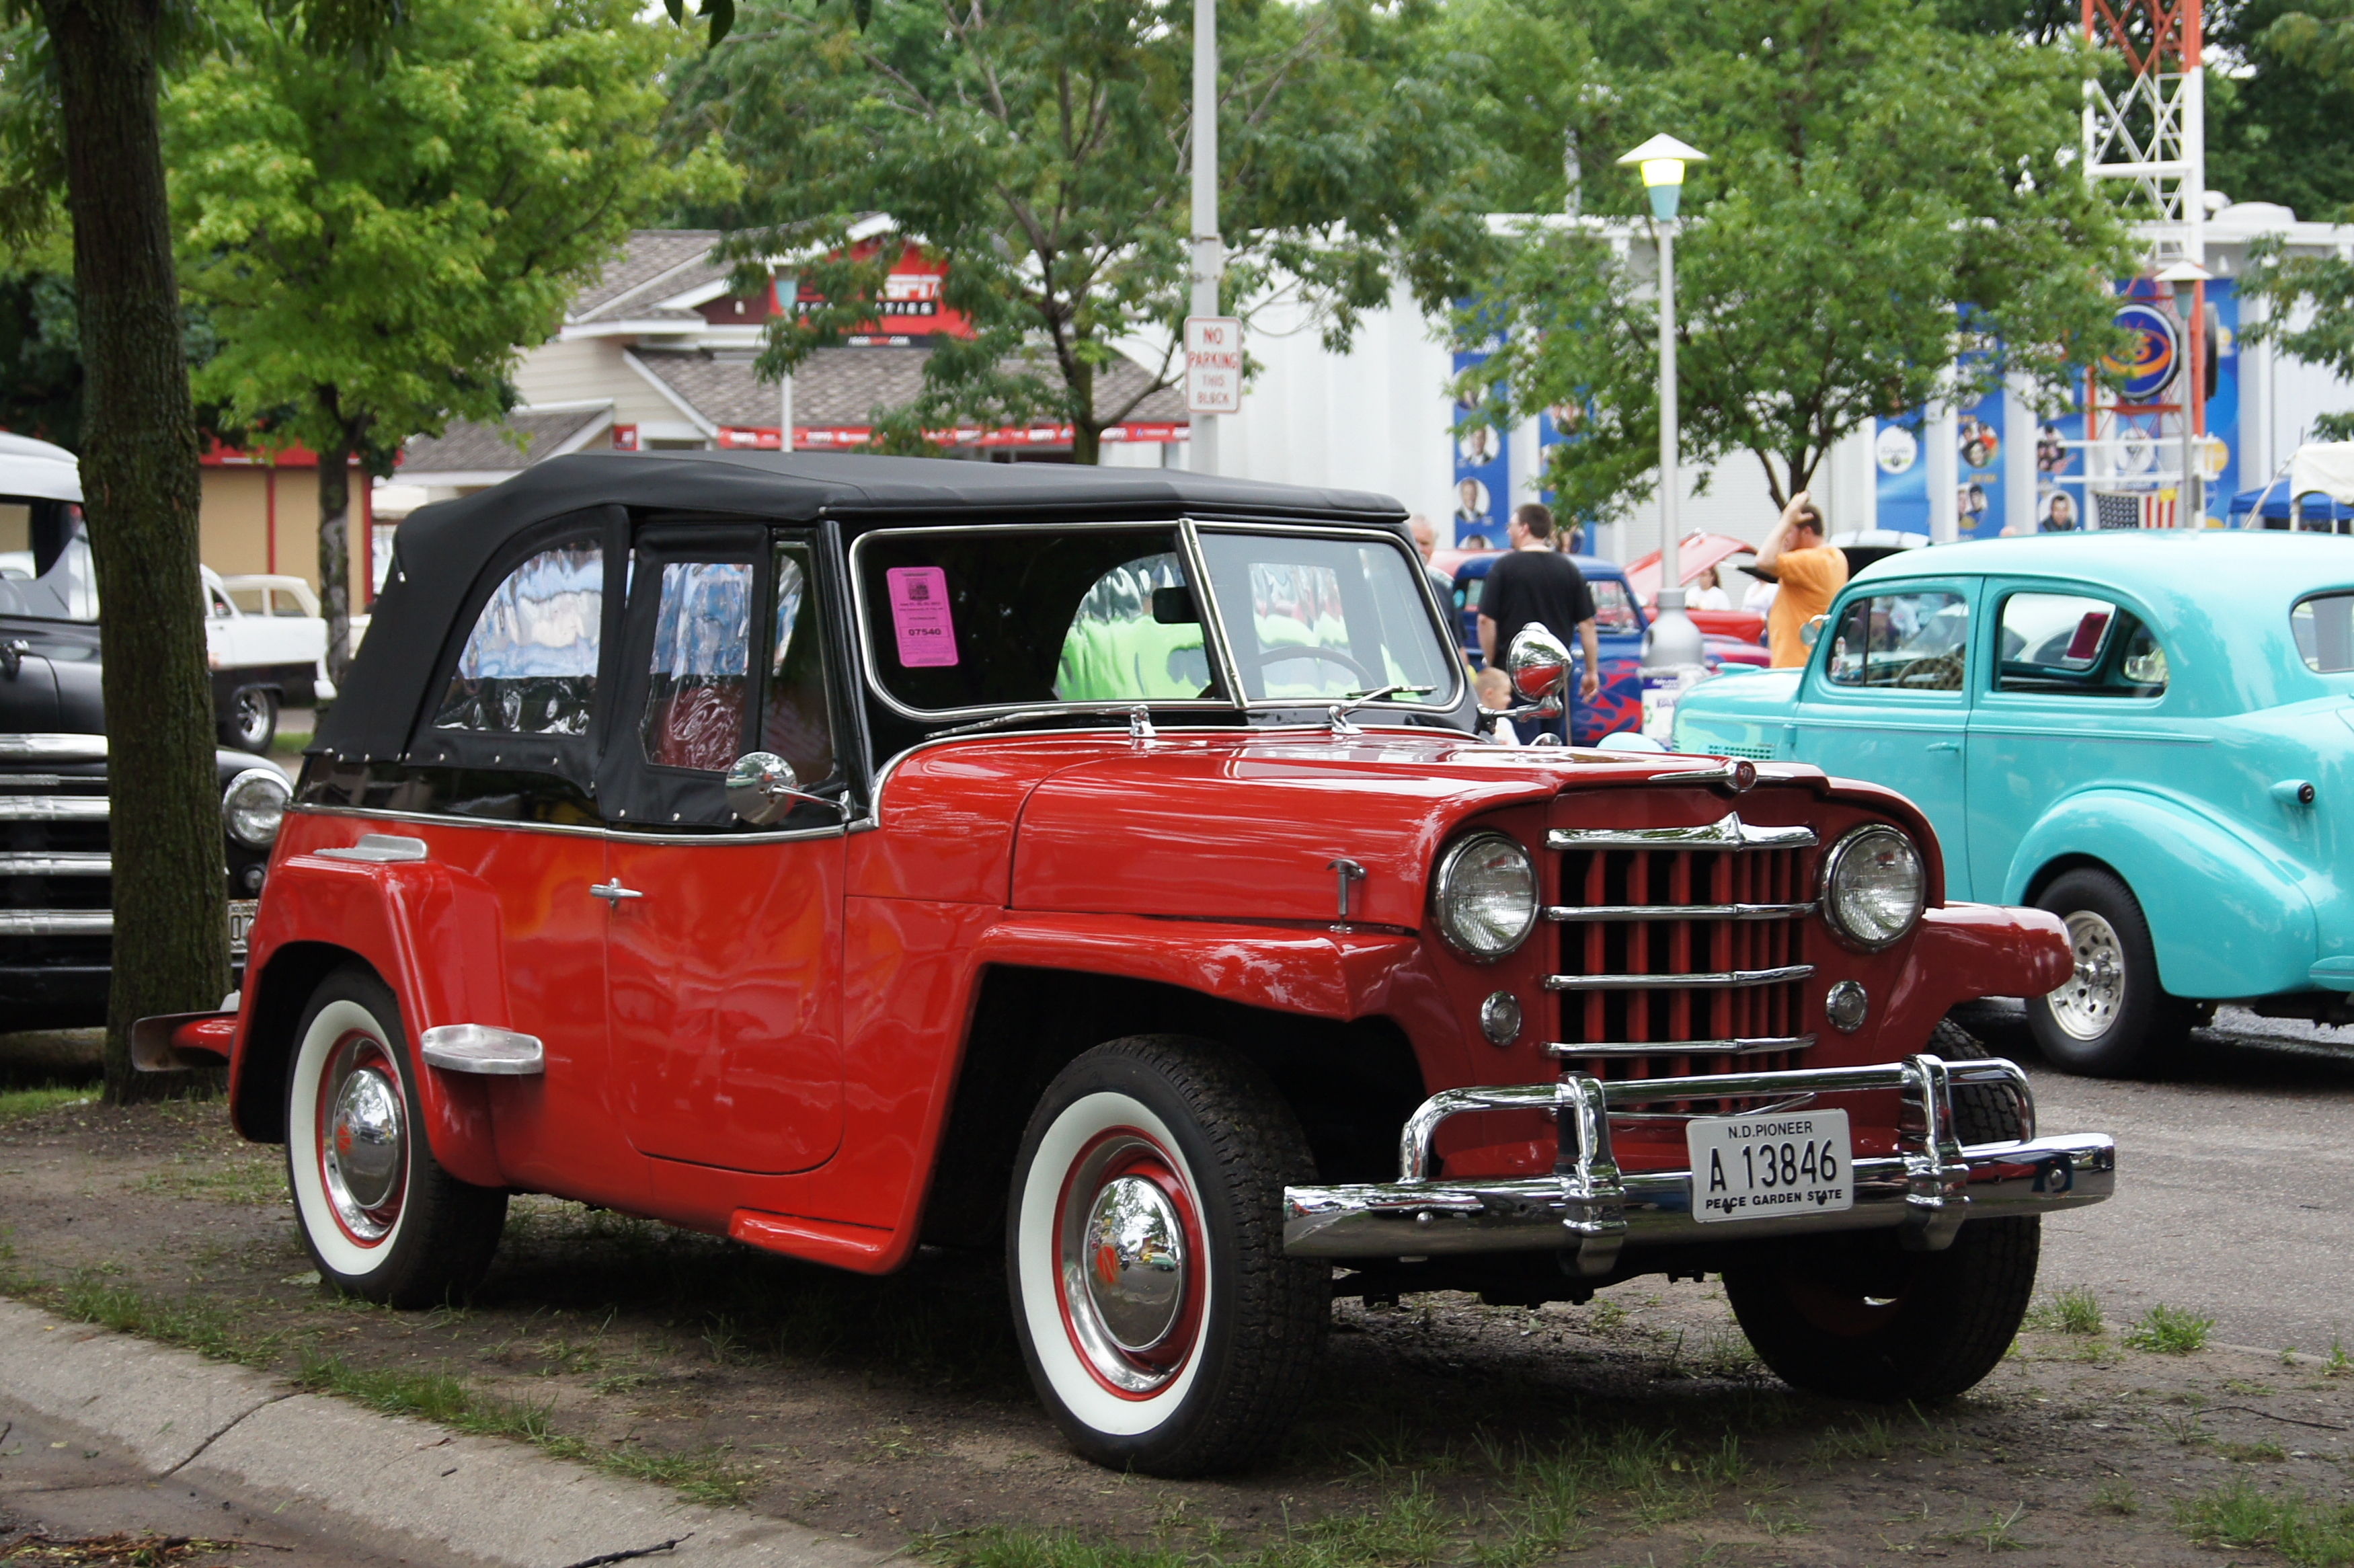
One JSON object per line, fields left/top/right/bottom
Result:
{"left": 1050, "top": 1127, "right": 1206, "bottom": 1399}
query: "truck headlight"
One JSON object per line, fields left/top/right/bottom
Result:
{"left": 1820, "top": 824, "right": 1924, "bottom": 950}
{"left": 223, "top": 767, "right": 290, "bottom": 849}
{"left": 1432, "top": 832, "right": 1538, "bottom": 959}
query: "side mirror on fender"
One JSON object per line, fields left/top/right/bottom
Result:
{"left": 1505, "top": 621, "right": 1573, "bottom": 702}
{"left": 724, "top": 751, "right": 846, "bottom": 826}
{"left": 1799, "top": 614, "right": 1828, "bottom": 650}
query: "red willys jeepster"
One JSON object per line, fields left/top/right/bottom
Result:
{"left": 141, "top": 454, "right": 2116, "bottom": 1476}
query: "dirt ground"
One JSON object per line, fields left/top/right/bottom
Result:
{"left": 0, "top": 1093, "right": 2347, "bottom": 1568}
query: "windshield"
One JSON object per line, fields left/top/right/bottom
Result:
{"left": 0, "top": 502, "right": 96, "bottom": 622}
{"left": 1193, "top": 529, "right": 1458, "bottom": 706}
{"left": 856, "top": 522, "right": 1456, "bottom": 717}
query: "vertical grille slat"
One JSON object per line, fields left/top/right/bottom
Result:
{"left": 1545, "top": 820, "right": 1817, "bottom": 1113}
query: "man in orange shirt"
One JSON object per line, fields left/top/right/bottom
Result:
{"left": 1758, "top": 491, "right": 1848, "bottom": 667}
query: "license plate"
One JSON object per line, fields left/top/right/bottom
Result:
{"left": 227, "top": 899, "right": 259, "bottom": 956}
{"left": 1686, "top": 1109, "right": 1854, "bottom": 1223}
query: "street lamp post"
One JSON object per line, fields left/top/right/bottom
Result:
{"left": 1617, "top": 134, "right": 1709, "bottom": 670}
{"left": 2156, "top": 259, "right": 2212, "bottom": 526}
{"left": 1189, "top": 0, "right": 1222, "bottom": 475}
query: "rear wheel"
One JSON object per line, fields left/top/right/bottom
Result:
{"left": 284, "top": 966, "right": 506, "bottom": 1306}
{"left": 221, "top": 687, "right": 278, "bottom": 754}
{"left": 1007, "top": 1036, "right": 1327, "bottom": 1476}
{"left": 1723, "top": 1020, "right": 2039, "bottom": 1403}
{"left": 2026, "top": 867, "right": 2191, "bottom": 1076}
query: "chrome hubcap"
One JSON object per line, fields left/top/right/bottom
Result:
{"left": 1082, "top": 1176, "right": 1187, "bottom": 1353}
{"left": 320, "top": 1042, "right": 406, "bottom": 1241}
{"left": 2050, "top": 911, "right": 2127, "bottom": 1040}
{"left": 1056, "top": 1136, "right": 1200, "bottom": 1394}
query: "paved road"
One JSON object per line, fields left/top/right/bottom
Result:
{"left": 1959, "top": 999, "right": 2354, "bottom": 1357}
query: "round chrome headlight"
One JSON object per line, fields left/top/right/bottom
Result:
{"left": 1819, "top": 824, "right": 1925, "bottom": 950}
{"left": 222, "top": 767, "right": 290, "bottom": 849}
{"left": 1432, "top": 832, "right": 1538, "bottom": 960}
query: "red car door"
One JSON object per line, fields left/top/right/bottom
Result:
{"left": 597, "top": 529, "right": 849, "bottom": 1175}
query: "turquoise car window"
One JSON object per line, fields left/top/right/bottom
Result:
{"left": 1996, "top": 591, "right": 2165, "bottom": 698}
{"left": 2291, "top": 592, "right": 2354, "bottom": 672}
{"left": 1590, "top": 578, "right": 1639, "bottom": 634}
{"left": 1824, "top": 591, "right": 1969, "bottom": 690}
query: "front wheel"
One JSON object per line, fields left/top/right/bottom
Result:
{"left": 1007, "top": 1036, "right": 1327, "bottom": 1476}
{"left": 2026, "top": 867, "right": 2192, "bottom": 1076}
{"left": 221, "top": 686, "right": 278, "bottom": 754}
{"left": 284, "top": 966, "right": 508, "bottom": 1306}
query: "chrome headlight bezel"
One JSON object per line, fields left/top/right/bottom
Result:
{"left": 1431, "top": 832, "right": 1539, "bottom": 962}
{"left": 222, "top": 767, "right": 291, "bottom": 849}
{"left": 1818, "top": 823, "right": 1926, "bottom": 951}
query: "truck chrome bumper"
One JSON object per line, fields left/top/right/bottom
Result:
{"left": 1282, "top": 1054, "right": 2115, "bottom": 1273}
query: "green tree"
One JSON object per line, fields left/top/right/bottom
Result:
{"left": 170, "top": 0, "right": 732, "bottom": 678}
{"left": 0, "top": 0, "right": 396, "bottom": 1103}
{"left": 664, "top": 0, "right": 1491, "bottom": 463}
{"left": 1448, "top": 0, "right": 2135, "bottom": 522}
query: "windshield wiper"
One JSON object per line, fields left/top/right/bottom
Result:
{"left": 1327, "top": 684, "right": 1436, "bottom": 736}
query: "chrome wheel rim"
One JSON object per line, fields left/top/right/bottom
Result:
{"left": 234, "top": 691, "right": 270, "bottom": 745}
{"left": 316, "top": 1033, "right": 407, "bottom": 1243}
{"left": 2049, "top": 910, "right": 2127, "bottom": 1040}
{"left": 1054, "top": 1132, "right": 1202, "bottom": 1395}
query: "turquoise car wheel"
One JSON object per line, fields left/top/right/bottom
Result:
{"left": 2025, "top": 869, "right": 2194, "bottom": 1078}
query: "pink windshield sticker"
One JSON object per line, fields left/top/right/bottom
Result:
{"left": 886, "top": 567, "right": 958, "bottom": 667}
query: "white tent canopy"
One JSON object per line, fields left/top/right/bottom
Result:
{"left": 2288, "top": 441, "right": 2354, "bottom": 505}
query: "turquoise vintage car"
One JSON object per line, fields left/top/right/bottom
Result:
{"left": 1671, "top": 531, "right": 2354, "bottom": 1074}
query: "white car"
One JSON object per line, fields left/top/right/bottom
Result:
{"left": 204, "top": 566, "right": 329, "bottom": 752}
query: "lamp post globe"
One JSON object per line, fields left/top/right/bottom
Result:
{"left": 1615, "top": 134, "right": 1710, "bottom": 671}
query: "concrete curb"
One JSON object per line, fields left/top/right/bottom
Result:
{"left": 0, "top": 1299, "right": 890, "bottom": 1568}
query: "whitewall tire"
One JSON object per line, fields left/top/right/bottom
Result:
{"left": 1007, "top": 1036, "right": 1326, "bottom": 1476}
{"left": 285, "top": 966, "right": 507, "bottom": 1306}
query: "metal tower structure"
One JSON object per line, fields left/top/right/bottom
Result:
{"left": 2080, "top": 0, "right": 2209, "bottom": 520}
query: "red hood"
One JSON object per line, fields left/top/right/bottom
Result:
{"left": 983, "top": 728, "right": 1930, "bottom": 929}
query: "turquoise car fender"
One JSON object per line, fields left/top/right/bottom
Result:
{"left": 2002, "top": 787, "right": 2317, "bottom": 999}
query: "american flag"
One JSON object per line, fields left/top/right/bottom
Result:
{"left": 2091, "top": 489, "right": 2179, "bottom": 530}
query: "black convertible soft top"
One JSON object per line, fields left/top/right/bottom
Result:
{"left": 319, "top": 450, "right": 1409, "bottom": 762}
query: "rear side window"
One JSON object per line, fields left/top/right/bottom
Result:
{"left": 2291, "top": 592, "right": 2354, "bottom": 672}
{"left": 642, "top": 560, "right": 753, "bottom": 772}
{"left": 1590, "top": 578, "right": 1640, "bottom": 635}
{"left": 433, "top": 539, "right": 603, "bottom": 734}
{"left": 1997, "top": 591, "right": 2166, "bottom": 697}
{"left": 1824, "top": 591, "right": 1969, "bottom": 689}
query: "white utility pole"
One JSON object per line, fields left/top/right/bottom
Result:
{"left": 1188, "top": 0, "right": 1222, "bottom": 475}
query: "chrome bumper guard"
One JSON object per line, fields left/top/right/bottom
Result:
{"left": 1282, "top": 1054, "right": 2115, "bottom": 1276}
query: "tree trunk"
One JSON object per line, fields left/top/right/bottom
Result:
{"left": 1068, "top": 355, "right": 1100, "bottom": 465}
{"left": 42, "top": 0, "right": 231, "bottom": 1103}
{"left": 315, "top": 419, "right": 358, "bottom": 687}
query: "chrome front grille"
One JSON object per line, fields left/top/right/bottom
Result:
{"left": 1546, "top": 814, "right": 1817, "bottom": 1101}
{"left": 1, "top": 770, "right": 114, "bottom": 962}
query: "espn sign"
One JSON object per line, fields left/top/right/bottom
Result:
{"left": 1185, "top": 316, "right": 1242, "bottom": 415}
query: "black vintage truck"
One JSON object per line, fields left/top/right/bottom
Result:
{"left": 1, "top": 434, "right": 289, "bottom": 1027}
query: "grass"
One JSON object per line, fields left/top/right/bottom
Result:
{"left": 0, "top": 1082, "right": 98, "bottom": 1122}
{"left": 2124, "top": 1304, "right": 2215, "bottom": 1354}
{"left": 2025, "top": 1285, "right": 2104, "bottom": 1336}
{"left": 2094, "top": 1478, "right": 2139, "bottom": 1516}
{"left": 135, "top": 1144, "right": 288, "bottom": 1206}
{"left": 53, "top": 1274, "right": 283, "bottom": 1367}
{"left": 297, "top": 1349, "right": 758, "bottom": 1505}
{"left": 2174, "top": 1481, "right": 2354, "bottom": 1567}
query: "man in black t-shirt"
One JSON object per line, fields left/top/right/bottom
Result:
{"left": 1477, "top": 504, "right": 1602, "bottom": 740}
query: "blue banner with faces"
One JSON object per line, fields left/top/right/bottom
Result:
{"left": 1874, "top": 415, "right": 1928, "bottom": 535}
{"left": 1956, "top": 389, "right": 2003, "bottom": 539}
{"left": 1450, "top": 349, "right": 1510, "bottom": 549}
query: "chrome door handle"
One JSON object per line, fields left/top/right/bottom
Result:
{"left": 590, "top": 878, "right": 644, "bottom": 903}
{"left": 1926, "top": 740, "right": 1961, "bottom": 753}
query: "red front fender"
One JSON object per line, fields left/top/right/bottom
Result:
{"left": 233, "top": 853, "right": 510, "bottom": 1187}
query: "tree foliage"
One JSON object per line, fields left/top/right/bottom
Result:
{"left": 1447, "top": 0, "right": 2136, "bottom": 522}
{"left": 664, "top": 0, "right": 1493, "bottom": 463}
{"left": 169, "top": 0, "right": 733, "bottom": 672}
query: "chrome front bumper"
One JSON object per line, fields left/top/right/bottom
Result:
{"left": 1282, "top": 1054, "right": 2114, "bottom": 1276}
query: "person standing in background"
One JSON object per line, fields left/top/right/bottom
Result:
{"left": 1408, "top": 513, "right": 1454, "bottom": 606}
{"left": 1756, "top": 491, "right": 1848, "bottom": 668}
{"left": 1692, "top": 564, "right": 1733, "bottom": 611}
{"left": 1478, "top": 502, "right": 1602, "bottom": 742}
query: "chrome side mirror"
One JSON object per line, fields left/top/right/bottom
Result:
{"left": 725, "top": 751, "right": 842, "bottom": 825}
{"left": 1505, "top": 622, "right": 1573, "bottom": 703}
{"left": 1799, "top": 614, "right": 1828, "bottom": 650}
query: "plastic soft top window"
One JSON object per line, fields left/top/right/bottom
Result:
{"left": 433, "top": 539, "right": 603, "bottom": 736}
